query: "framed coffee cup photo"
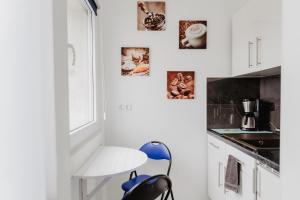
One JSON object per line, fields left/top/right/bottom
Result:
{"left": 179, "top": 20, "right": 207, "bottom": 49}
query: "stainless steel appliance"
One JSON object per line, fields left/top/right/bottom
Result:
{"left": 241, "top": 99, "right": 259, "bottom": 131}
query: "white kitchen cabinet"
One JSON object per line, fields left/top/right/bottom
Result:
{"left": 208, "top": 135, "right": 226, "bottom": 200}
{"left": 208, "top": 135, "right": 257, "bottom": 200}
{"left": 208, "top": 134, "right": 281, "bottom": 200}
{"left": 232, "top": 0, "right": 281, "bottom": 76}
{"left": 232, "top": 0, "right": 257, "bottom": 76}
{"left": 224, "top": 145, "right": 257, "bottom": 200}
{"left": 257, "top": 164, "right": 281, "bottom": 200}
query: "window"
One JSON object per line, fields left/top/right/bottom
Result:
{"left": 67, "top": 0, "right": 96, "bottom": 133}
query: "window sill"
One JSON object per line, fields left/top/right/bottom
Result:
{"left": 70, "top": 120, "right": 103, "bottom": 155}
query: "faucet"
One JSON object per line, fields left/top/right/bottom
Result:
{"left": 270, "top": 122, "right": 280, "bottom": 135}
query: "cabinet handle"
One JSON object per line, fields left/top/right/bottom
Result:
{"left": 253, "top": 168, "right": 257, "bottom": 194}
{"left": 256, "top": 37, "right": 262, "bottom": 65}
{"left": 218, "top": 162, "right": 223, "bottom": 187}
{"left": 209, "top": 142, "right": 219, "bottom": 149}
{"left": 257, "top": 169, "right": 262, "bottom": 197}
{"left": 248, "top": 41, "right": 254, "bottom": 68}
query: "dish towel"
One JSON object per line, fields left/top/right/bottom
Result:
{"left": 225, "top": 155, "right": 241, "bottom": 193}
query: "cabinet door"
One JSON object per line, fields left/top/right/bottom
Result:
{"left": 254, "top": 0, "right": 281, "bottom": 70}
{"left": 224, "top": 145, "right": 257, "bottom": 200}
{"left": 232, "top": 0, "right": 258, "bottom": 76}
{"left": 232, "top": 0, "right": 281, "bottom": 76}
{"left": 208, "top": 136, "right": 225, "bottom": 200}
{"left": 257, "top": 165, "right": 280, "bottom": 200}
{"left": 224, "top": 170, "right": 256, "bottom": 200}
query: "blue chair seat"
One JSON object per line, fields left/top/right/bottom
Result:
{"left": 121, "top": 174, "right": 151, "bottom": 192}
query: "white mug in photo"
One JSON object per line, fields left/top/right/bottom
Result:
{"left": 181, "top": 23, "right": 207, "bottom": 48}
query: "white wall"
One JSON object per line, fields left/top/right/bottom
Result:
{"left": 102, "top": 0, "right": 245, "bottom": 199}
{"left": 0, "top": 0, "right": 73, "bottom": 199}
{"left": 0, "top": 0, "right": 104, "bottom": 200}
{"left": 281, "top": 0, "right": 300, "bottom": 199}
{"left": 52, "top": 0, "right": 72, "bottom": 199}
{"left": 0, "top": 1, "right": 59, "bottom": 200}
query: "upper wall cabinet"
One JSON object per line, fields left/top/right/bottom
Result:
{"left": 232, "top": 0, "right": 281, "bottom": 76}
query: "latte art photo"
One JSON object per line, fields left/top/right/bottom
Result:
{"left": 179, "top": 20, "right": 207, "bottom": 49}
{"left": 188, "top": 24, "right": 207, "bottom": 37}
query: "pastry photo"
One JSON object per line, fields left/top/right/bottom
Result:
{"left": 121, "top": 47, "right": 150, "bottom": 76}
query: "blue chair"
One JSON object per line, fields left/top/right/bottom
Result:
{"left": 121, "top": 141, "right": 174, "bottom": 200}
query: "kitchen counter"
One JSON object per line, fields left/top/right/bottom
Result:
{"left": 207, "top": 130, "right": 280, "bottom": 172}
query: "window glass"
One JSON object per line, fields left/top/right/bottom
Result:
{"left": 67, "top": 0, "right": 95, "bottom": 132}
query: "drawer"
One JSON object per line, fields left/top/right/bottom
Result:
{"left": 208, "top": 134, "right": 226, "bottom": 151}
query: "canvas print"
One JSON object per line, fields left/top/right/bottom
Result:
{"left": 167, "top": 71, "right": 195, "bottom": 99}
{"left": 121, "top": 47, "right": 150, "bottom": 76}
{"left": 179, "top": 20, "right": 207, "bottom": 49}
{"left": 137, "top": 1, "right": 166, "bottom": 31}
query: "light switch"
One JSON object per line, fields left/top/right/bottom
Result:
{"left": 118, "top": 104, "right": 124, "bottom": 111}
{"left": 118, "top": 104, "right": 133, "bottom": 112}
{"left": 126, "top": 104, "right": 132, "bottom": 111}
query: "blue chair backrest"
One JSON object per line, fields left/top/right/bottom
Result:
{"left": 139, "top": 141, "right": 171, "bottom": 161}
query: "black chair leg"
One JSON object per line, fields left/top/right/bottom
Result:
{"left": 160, "top": 192, "right": 165, "bottom": 200}
{"left": 170, "top": 189, "right": 174, "bottom": 200}
{"left": 163, "top": 190, "right": 171, "bottom": 200}
{"left": 123, "top": 171, "right": 138, "bottom": 197}
{"left": 129, "top": 170, "right": 137, "bottom": 180}
{"left": 162, "top": 189, "right": 173, "bottom": 200}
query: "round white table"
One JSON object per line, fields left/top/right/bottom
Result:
{"left": 73, "top": 146, "right": 148, "bottom": 200}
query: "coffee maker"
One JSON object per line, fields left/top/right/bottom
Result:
{"left": 241, "top": 99, "right": 259, "bottom": 131}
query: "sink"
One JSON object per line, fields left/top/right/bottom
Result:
{"left": 223, "top": 133, "right": 280, "bottom": 151}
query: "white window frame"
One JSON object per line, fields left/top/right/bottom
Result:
{"left": 68, "top": 0, "right": 103, "bottom": 147}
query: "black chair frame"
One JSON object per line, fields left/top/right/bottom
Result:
{"left": 123, "top": 175, "right": 172, "bottom": 200}
{"left": 127, "top": 141, "right": 174, "bottom": 200}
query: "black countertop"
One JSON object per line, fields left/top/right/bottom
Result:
{"left": 207, "top": 130, "right": 280, "bottom": 172}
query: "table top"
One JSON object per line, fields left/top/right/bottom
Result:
{"left": 73, "top": 146, "right": 148, "bottom": 179}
